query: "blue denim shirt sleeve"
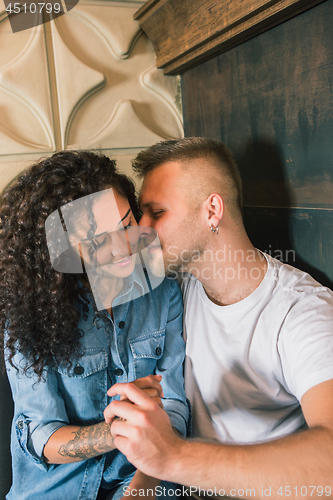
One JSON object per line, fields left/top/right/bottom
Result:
{"left": 6, "top": 352, "right": 69, "bottom": 471}
{"left": 28, "top": 422, "right": 67, "bottom": 459}
{"left": 155, "top": 280, "right": 189, "bottom": 436}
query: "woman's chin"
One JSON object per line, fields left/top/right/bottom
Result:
{"left": 103, "top": 255, "right": 136, "bottom": 278}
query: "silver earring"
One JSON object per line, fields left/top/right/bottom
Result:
{"left": 210, "top": 224, "right": 219, "bottom": 235}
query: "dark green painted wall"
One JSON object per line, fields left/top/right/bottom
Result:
{"left": 0, "top": 373, "right": 13, "bottom": 499}
{"left": 182, "top": 0, "right": 333, "bottom": 288}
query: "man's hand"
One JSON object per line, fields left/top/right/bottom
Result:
{"left": 104, "top": 382, "right": 183, "bottom": 479}
{"left": 105, "top": 374, "right": 164, "bottom": 424}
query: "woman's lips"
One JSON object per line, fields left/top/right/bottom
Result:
{"left": 113, "top": 255, "right": 133, "bottom": 267}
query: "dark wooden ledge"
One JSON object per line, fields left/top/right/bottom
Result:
{"left": 135, "top": 0, "right": 326, "bottom": 74}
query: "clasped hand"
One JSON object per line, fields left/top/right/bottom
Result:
{"left": 103, "top": 374, "right": 181, "bottom": 479}
{"left": 104, "top": 374, "right": 164, "bottom": 424}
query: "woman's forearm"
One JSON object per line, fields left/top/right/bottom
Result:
{"left": 43, "top": 421, "right": 115, "bottom": 464}
{"left": 44, "top": 376, "right": 164, "bottom": 465}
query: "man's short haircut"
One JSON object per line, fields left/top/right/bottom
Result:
{"left": 132, "top": 137, "right": 243, "bottom": 217}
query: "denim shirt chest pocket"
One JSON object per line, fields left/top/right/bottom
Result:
{"left": 56, "top": 349, "right": 108, "bottom": 424}
{"left": 129, "top": 330, "right": 165, "bottom": 379}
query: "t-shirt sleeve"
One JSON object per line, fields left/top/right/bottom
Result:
{"left": 278, "top": 289, "right": 333, "bottom": 401}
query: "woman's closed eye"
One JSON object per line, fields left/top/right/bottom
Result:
{"left": 91, "top": 235, "right": 108, "bottom": 250}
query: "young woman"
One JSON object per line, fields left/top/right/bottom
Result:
{"left": 0, "top": 151, "right": 188, "bottom": 500}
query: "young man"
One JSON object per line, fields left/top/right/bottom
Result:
{"left": 104, "top": 138, "right": 333, "bottom": 499}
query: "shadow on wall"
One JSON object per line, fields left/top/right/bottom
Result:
{"left": 236, "top": 138, "right": 333, "bottom": 290}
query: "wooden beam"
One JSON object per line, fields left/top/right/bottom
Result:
{"left": 135, "top": 0, "right": 327, "bottom": 74}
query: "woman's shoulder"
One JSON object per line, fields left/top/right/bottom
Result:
{"left": 151, "top": 276, "right": 182, "bottom": 308}
{"left": 158, "top": 275, "right": 181, "bottom": 292}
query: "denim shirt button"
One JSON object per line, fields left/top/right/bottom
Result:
{"left": 17, "top": 420, "right": 24, "bottom": 429}
{"left": 74, "top": 365, "right": 84, "bottom": 375}
{"left": 118, "top": 321, "right": 125, "bottom": 329}
{"left": 155, "top": 347, "right": 162, "bottom": 356}
{"left": 114, "top": 368, "right": 124, "bottom": 376}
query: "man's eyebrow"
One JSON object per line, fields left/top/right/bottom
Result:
{"left": 118, "top": 208, "right": 131, "bottom": 226}
{"left": 140, "top": 201, "right": 163, "bottom": 209}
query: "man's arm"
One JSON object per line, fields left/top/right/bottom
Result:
{"left": 106, "top": 379, "right": 333, "bottom": 499}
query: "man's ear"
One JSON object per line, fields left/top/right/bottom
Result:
{"left": 204, "top": 193, "right": 223, "bottom": 228}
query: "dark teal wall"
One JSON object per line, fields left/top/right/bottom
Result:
{"left": 0, "top": 372, "right": 13, "bottom": 499}
{"left": 182, "top": 0, "right": 333, "bottom": 287}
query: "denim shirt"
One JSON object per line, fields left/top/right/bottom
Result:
{"left": 6, "top": 275, "right": 188, "bottom": 500}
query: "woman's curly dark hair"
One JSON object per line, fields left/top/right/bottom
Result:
{"left": 0, "top": 150, "right": 140, "bottom": 380}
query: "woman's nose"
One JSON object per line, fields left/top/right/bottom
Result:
{"left": 110, "top": 230, "right": 130, "bottom": 257}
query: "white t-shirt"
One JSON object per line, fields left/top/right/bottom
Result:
{"left": 181, "top": 254, "right": 333, "bottom": 444}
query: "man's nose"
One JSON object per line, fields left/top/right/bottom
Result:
{"left": 138, "top": 225, "right": 158, "bottom": 249}
{"left": 139, "top": 213, "right": 151, "bottom": 227}
{"left": 138, "top": 224, "right": 154, "bottom": 238}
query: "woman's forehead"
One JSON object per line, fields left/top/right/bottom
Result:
{"left": 62, "top": 189, "right": 128, "bottom": 245}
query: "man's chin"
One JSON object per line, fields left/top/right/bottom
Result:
{"left": 145, "top": 250, "right": 166, "bottom": 278}
{"left": 164, "top": 260, "right": 183, "bottom": 279}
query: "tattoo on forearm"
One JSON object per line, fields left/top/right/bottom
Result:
{"left": 58, "top": 422, "right": 114, "bottom": 460}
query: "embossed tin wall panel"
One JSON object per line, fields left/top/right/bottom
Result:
{"left": 0, "top": 22, "right": 55, "bottom": 154}
{"left": 0, "top": 0, "right": 183, "bottom": 192}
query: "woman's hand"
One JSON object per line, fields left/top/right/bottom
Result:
{"left": 123, "top": 374, "right": 164, "bottom": 407}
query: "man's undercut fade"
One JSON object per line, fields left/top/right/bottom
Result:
{"left": 132, "top": 137, "right": 243, "bottom": 217}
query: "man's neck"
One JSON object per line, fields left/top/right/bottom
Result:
{"left": 185, "top": 236, "right": 268, "bottom": 306}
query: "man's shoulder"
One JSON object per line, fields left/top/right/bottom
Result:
{"left": 266, "top": 253, "right": 333, "bottom": 299}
